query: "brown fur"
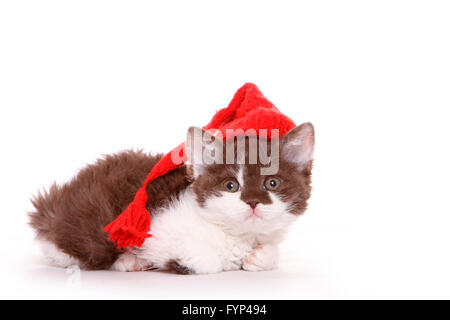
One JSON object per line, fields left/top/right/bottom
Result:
{"left": 165, "top": 259, "right": 193, "bottom": 275}
{"left": 29, "top": 150, "right": 191, "bottom": 270}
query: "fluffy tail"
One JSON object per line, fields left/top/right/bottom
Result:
{"left": 28, "top": 183, "right": 61, "bottom": 240}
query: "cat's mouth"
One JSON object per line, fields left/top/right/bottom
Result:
{"left": 245, "top": 209, "right": 261, "bottom": 220}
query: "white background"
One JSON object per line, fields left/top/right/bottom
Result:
{"left": 1, "top": 0, "right": 449, "bottom": 299}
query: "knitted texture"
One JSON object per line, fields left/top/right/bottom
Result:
{"left": 104, "top": 83, "right": 296, "bottom": 249}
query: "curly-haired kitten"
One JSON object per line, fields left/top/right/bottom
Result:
{"left": 29, "top": 123, "right": 314, "bottom": 274}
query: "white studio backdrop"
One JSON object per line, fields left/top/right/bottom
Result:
{"left": 0, "top": 1, "right": 449, "bottom": 299}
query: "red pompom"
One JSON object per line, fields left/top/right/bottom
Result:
{"left": 104, "top": 188, "right": 152, "bottom": 249}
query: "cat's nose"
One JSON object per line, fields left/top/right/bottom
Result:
{"left": 246, "top": 201, "right": 260, "bottom": 210}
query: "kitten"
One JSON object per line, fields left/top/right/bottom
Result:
{"left": 29, "top": 123, "right": 314, "bottom": 274}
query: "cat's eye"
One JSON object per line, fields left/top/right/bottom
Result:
{"left": 223, "top": 179, "right": 240, "bottom": 192}
{"left": 264, "top": 177, "right": 281, "bottom": 191}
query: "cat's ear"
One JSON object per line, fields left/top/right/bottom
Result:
{"left": 185, "top": 126, "right": 223, "bottom": 178}
{"left": 280, "top": 122, "right": 315, "bottom": 167}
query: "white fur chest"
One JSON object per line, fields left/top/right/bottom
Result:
{"left": 135, "top": 188, "right": 256, "bottom": 274}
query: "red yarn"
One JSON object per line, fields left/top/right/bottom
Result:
{"left": 104, "top": 83, "right": 296, "bottom": 249}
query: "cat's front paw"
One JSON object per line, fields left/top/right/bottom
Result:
{"left": 243, "top": 245, "right": 279, "bottom": 272}
{"left": 110, "top": 253, "right": 152, "bottom": 272}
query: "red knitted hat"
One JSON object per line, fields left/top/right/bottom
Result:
{"left": 104, "top": 83, "right": 296, "bottom": 249}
